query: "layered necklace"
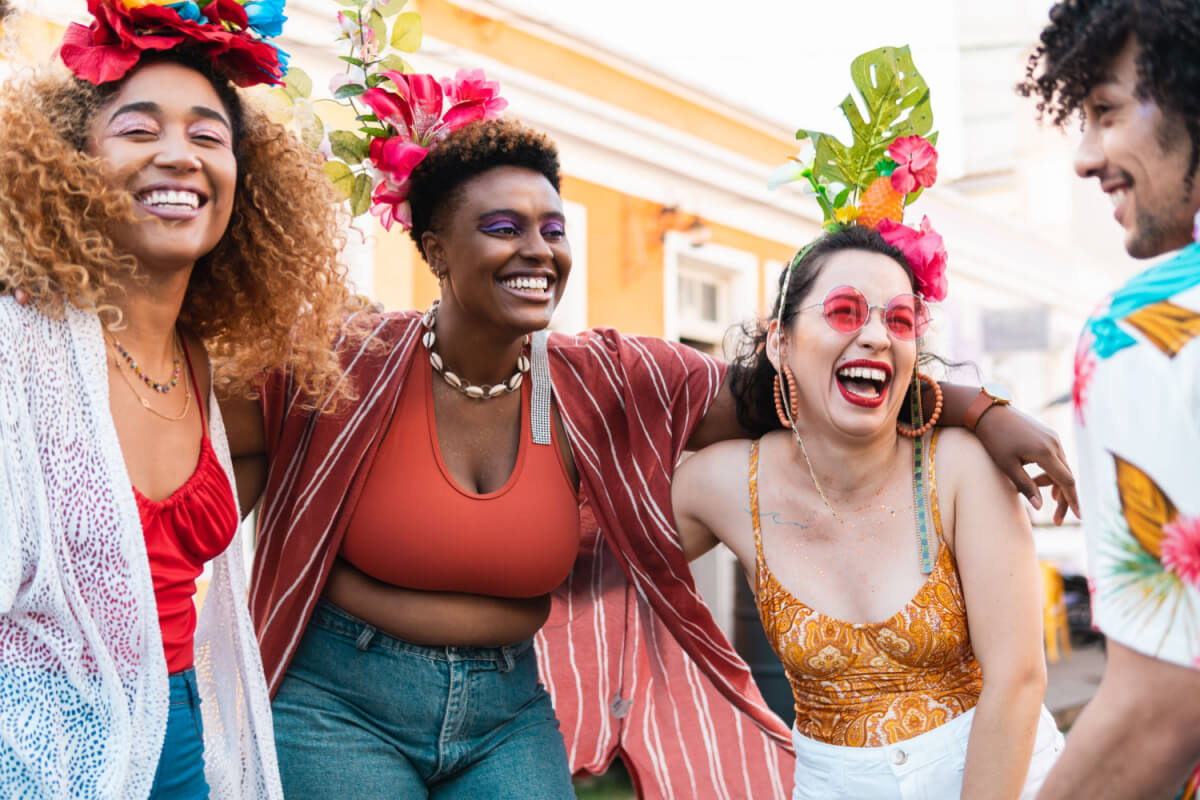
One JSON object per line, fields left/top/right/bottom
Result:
{"left": 107, "top": 332, "right": 191, "bottom": 422}
{"left": 421, "top": 300, "right": 530, "bottom": 400}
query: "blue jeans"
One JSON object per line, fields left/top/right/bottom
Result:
{"left": 273, "top": 599, "right": 576, "bottom": 799}
{"left": 149, "top": 668, "right": 210, "bottom": 800}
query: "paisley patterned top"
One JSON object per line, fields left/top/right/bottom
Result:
{"left": 750, "top": 433, "right": 983, "bottom": 747}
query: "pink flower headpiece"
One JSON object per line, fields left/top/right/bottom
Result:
{"left": 361, "top": 68, "right": 507, "bottom": 230}
{"left": 877, "top": 215, "right": 948, "bottom": 302}
{"left": 59, "top": 0, "right": 288, "bottom": 87}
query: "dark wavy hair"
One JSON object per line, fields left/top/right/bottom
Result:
{"left": 729, "top": 225, "right": 944, "bottom": 438}
{"left": 1017, "top": 0, "right": 1200, "bottom": 191}
{"left": 406, "top": 117, "right": 561, "bottom": 260}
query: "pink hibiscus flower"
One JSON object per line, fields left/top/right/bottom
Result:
{"left": 887, "top": 135, "right": 938, "bottom": 194}
{"left": 370, "top": 181, "right": 412, "bottom": 232}
{"left": 440, "top": 68, "right": 507, "bottom": 119}
{"left": 367, "top": 136, "right": 427, "bottom": 186}
{"left": 876, "top": 215, "right": 948, "bottom": 302}
{"left": 357, "top": 69, "right": 505, "bottom": 229}
{"left": 1162, "top": 515, "right": 1200, "bottom": 589}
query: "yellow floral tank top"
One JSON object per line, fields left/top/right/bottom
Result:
{"left": 749, "top": 432, "right": 983, "bottom": 747}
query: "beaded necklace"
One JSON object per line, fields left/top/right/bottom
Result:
{"left": 107, "top": 334, "right": 191, "bottom": 422}
{"left": 111, "top": 334, "right": 181, "bottom": 393}
{"left": 421, "top": 300, "right": 530, "bottom": 400}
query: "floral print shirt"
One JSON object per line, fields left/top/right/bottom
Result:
{"left": 1073, "top": 242, "right": 1200, "bottom": 670}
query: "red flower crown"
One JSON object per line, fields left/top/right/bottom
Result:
{"left": 60, "top": 0, "right": 288, "bottom": 88}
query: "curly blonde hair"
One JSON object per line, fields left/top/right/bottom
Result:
{"left": 0, "top": 56, "right": 361, "bottom": 407}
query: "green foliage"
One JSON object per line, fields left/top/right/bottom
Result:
{"left": 378, "top": 54, "right": 411, "bottom": 73}
{"left": 390, "top": 11, "right": 422, "bottom": 52}
{"left": 350, "top": 173, "right": 373, "bottom": 216}
{"left": 282, "top": 66, "right": 312, "bottom": 101}
{"left": 294, "top": 0, "right": 425, "bottom": 221}
{"left": 323, "top": 161, "right": 355, "bottom": 200}
{"left": 797, "top": 46, "right": 936, "bottom": 204}
{"left": 329, "top": 130, "right": 370, "bottom": 164}
{"left": 333, "top": 83, "right": 367, "bottom": 99}
{"left": 299, "top": 113, "right": 324, "bottom": 151}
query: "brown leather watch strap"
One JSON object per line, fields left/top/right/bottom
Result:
{"left": 963, "top": 389, "right": 1002, "bottom": 433}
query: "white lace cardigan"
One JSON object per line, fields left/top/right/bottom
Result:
{"left": 0, "top": 299, "right": 282, "bottom": 799}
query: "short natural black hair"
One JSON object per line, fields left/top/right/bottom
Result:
{"left": 1017, "top": 0, "right": 1200, "bottom": 189}
{"left": 407, "top": 117, "right": 561, "bottom": 261}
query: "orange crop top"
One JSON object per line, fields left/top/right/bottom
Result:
{"left": 749, "top": 433, "right": 983, "bottom": 747}
{"left": 340, "top": 354, "right": 580, "bottom": 598}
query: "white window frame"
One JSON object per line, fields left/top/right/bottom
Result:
{"left": 662, "top": 231, "right": 758, "bottom": 353}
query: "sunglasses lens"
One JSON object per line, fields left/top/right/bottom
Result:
{"left": 884, "top": 295, "right": 929, "bottom": 340}
{"left": 823, "top": 287, "right": 868, "bottom": 333}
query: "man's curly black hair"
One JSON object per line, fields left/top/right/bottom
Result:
{"left": 1018, "top": 0, "right": 1200, "bottom": 190}
{"left": 407, "top": 118, "right": 561, "bottom": 262}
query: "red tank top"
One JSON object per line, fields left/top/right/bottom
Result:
{"left": 134, "top": 341, "right": 238, "bottom": 673}
{"left": 341, "top": 354, "right": 580, "bottom": 598}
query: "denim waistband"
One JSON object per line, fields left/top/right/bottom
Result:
{"left": 167, "top": 667, "right": 201, "bottom": 706}
{"left": 310, "top": 598, "right": 534, "bottom": 672}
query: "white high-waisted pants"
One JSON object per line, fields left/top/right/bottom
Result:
{"left": 791, "top": 705, "right": 1064, "bottom": 800}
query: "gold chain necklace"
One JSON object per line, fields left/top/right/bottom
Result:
{"left": 777, "top": 346, "right": 844, "bottom": 524}
{"left": 785, "top": 419, "right": 845, "bottom": 524}
{"left": 108, "top": 336, "right": 192, "bottom": 422}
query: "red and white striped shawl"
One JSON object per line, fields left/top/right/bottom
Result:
{"left": 249, "top": 311, "right": 794, "bottom": 799}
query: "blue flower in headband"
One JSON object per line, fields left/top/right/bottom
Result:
{"left": 166, "top": 0, "right": 201, "bottom": 22}
{"left": 245, "top": 0, "right": 286, "bottom": 39}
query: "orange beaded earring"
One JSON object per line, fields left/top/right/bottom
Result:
{"left": 773, "top": 366, "right": 799, "bottom": 428}
{"left": 897, "top": 371, "right": 942, "bottom": 437}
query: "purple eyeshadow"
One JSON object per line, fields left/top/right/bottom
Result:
{"left": 480, "top": 216, "right": 521, "bottom": 233}
{"left": 111, "top": 116, "right": 157, "bottom": 135}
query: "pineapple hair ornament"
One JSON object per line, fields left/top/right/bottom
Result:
{"left": 768, "top": 45, "right": 948, "bottom": 304}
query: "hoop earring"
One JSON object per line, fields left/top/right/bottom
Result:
{"left": 773, "top": 366, "right": 800, "bottom": 428}
{"left": 897, "top": 372, "right": 942, "bottom": 438}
